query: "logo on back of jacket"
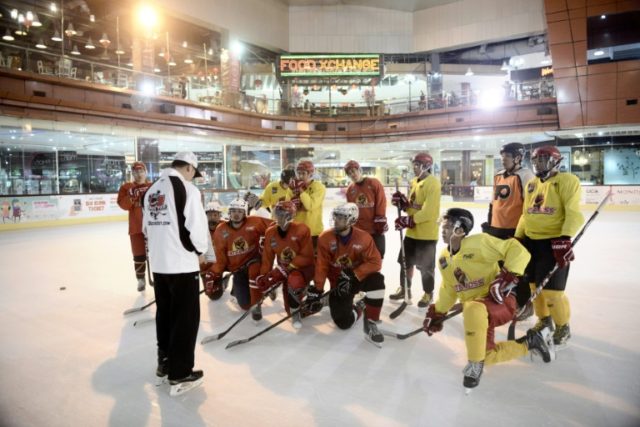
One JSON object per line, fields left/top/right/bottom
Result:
{"left": 147, "top": 190, "right": 168, "bottom": 220}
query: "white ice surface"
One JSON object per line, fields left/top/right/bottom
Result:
{"left": 1, "top": 205, "right": 639, "bottom": 427}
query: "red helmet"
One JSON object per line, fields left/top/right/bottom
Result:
{"left": 275, "top": 200, "right": 297, "bottom": 217}
{"left": 296, "top": 160, "right": 314, "bottom": 173}
{"left": 531, "top": 145, "right": 562, "bottom": 178}
{"left": 343, "top": 160, "right": 360, "bottom": 172}
{"left": 412, "top": 153, "right": 433, "bottom": 169}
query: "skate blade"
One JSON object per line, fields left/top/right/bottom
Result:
{"left": 155, "top": 376, "right": 167, "bottom": 386}
{"left": 364, "top": 335, "right": 383, "bottom": 348}
{"left": 169, "top": 378, "right": 203, "bottom": 396}
{"left": 292, "top": 321, "right": 302, "bottom": 329}
{"left": 464, "top": 387, "right": 473, "bottom": 395}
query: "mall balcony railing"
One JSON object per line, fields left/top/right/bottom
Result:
{"left": 1, "top": 41, "right": 556, "bottom": 119}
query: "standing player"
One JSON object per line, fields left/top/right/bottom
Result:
{"left": 117, "top": 161, "right": 152, "bottom": 292}
{"left": 206, "top": 198, "right": 273, "bottom": 320}
{"left": 290, "top": 159, "right": 326, "bottom": 250}
{"left": 423, "top": 208, "right": 553, "bottom": 392}
{"left": 255, "top": 201, "right": 315, "bottom": 328}
{"left": 344, "top": 160, "right": 388, "bottom": 258}
{"left": 310, "top": 203, "right": 386, "bottom": 345}
{"left": 142, "top": 151, "right": 208, "bottom": 396}
{"left": 482, "top": 142, "right": 535, "bottom": 317}
{"left": 256, "top": 165, "right": 296, "bottom": 216}
{"left": 391, "top": 153, "right": 441, "bottom": 307}
{"left": 515, "top": 145, "right": 584, "bottom": 348}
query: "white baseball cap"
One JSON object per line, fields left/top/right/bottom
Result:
{"left": 174, "top": 151, "right": 202, "bottom": 177}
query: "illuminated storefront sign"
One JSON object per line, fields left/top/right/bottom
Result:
{"left": 278, "top": 54, "right": 382, "bottom": 78}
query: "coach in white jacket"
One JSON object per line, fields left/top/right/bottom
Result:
{"left": 143, "top": 151, "right": 209, "bottom": 396}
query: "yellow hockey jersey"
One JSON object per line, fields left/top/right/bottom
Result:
{"left": 406, "top": 174, "right": 441, "bottom": 241}
{"left": 259, "top": 180, "right": 293, "bottom": 216}
{"left": 294, "top": 180, "right": 326, "bottom": 237}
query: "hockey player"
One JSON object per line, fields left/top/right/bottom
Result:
{"left": 344, "top": 160, "right": 388, "bottom": 258}
{"left": 205, "top": 198, "right": 273, "bottom": 320}
{"left": 310, "top": 203, "right": 386, "bottom": 344}
{"left": 290, "top": 159, "right": 326, "bottom": 250}
{"left": 117, "top": 161, "right": 152, "bottom": 292}
{"left": 255, "top": 201, "right": 315, "bottom": 328}
{"left": 142, "top": 151, "right": 208, "bottom": 396}
{"left": 482, "top": 142, "right": 535, "bottom": 317}
{"left": 515, "top": 145, "right": 584, "bottom": 348}
{"left": 255, "top": 165, "right": 296, "bottom": 216}
{"left": 391, "top": 153, "right": 441, "bottom": 307}
{"left": 423, "top": 208, "right": 553, "bottom": 392}
{"left": 200, "top": 201, "right": 223, "bottom": 300}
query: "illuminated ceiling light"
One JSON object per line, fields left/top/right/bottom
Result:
{"left": 540, "top": 57, "right": 552, "bottom": 65}
{"left": 231, "top": 40, "right": 244, "bottom": 57}
{"left": 10, "top": 9, "right": 18, "bottom": 20}
{"left": 51, "top": 30, "right": 62, "bottom": 41}
{"left": 168, "top": 58, "right": 176, "bottom": 66}
{"left": 31, "top": 12, "right": 42, "bottom": 27}
{"left": 15, "top": 26, "right": 27, "bottom": 36}
{"left": 182, "top": 41, "right": 188, "bottom": 48}
{"left": 600, "top": 14, "right": 606, "bottom": 19}
{"left": 465, "top": 67, "right": 474, "bottom": 76}
{"left": 208, "top": 48, "right": 214, "bottom": 55}
{"left": 115, "top": 46, "right": 125, "bottom": 55}
{"left": 35, "top": 38, "right": 47, "bottom": 49}
{"left": 65, "top": 23, "right": 76, "bottom": 36}
{"left": 500, "top": 61, "right": 509, "bottom": 71}
{"left": 184, "top": 56, "right": 193, "bottom": 64}
{"left": 85, "top": 37, "right": 95, "bottom": 49}
{"left": 153, "top": 67, "right": 161, "bottom": 73}
{"left": 99, "top": 32, "right": 111, "bottom": 48}
{"left": 158, "top": 48, "right": 165, "bottom": 57}
{"left": 71, "top": 44, "right": 81, "bottom": 55}
{"left": 3, "top": 29, "right": 14, "bottom": 41}
{"left": 89, "top": 14, "right": 95, "bottom": 23}
{"left": 138, "top": 4, "right": 158, "bottom": 29}
{"left": 594, "top": 50, "right": 604, "bottom": 56}
{"left": 50, "top": 3, "right": 57, "bottom": 13}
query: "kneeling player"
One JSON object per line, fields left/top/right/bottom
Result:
{"left": 423, "top": 208, "right": 553, "bottom": 392}
{"left": 311, "top": 203, "right": 386, "bottom": 345}
{"left": 255, "top": 201, "right": 315, "bottom": 328}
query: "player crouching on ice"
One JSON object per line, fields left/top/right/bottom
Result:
{"left": 311, "top": 203, "right": 386, "bottom": 346}
{"left": 254, "top": 201, "right": 315, "bottom": 329}
{"left": 423, "top": 208, "right": 554, "bottom": 392}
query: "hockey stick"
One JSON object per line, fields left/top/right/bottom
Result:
{"left": 389, "top": 179, "right": 411, "bottom": 319}
{"left": 379, "top": 303, "right": 463, "bottom": 340}
{"left": 201, "top": 282, "right": 283, "bottom": 344}
{"left": 123, "top": 273, "right": 231, "bottom": 315}
{"left": 225, "top": 287, "right": 336, "bottom": 350}
{"left": 507, "top": 190, "right": 612, "bottom": 340}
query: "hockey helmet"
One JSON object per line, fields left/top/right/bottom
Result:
{"left": 296, "top": 160, "right": 315, "bottom": 174}
{"left": 500, "top": 143, "right": 526, "bottom": 162}
{"left": 228, "top": 198, "right": 248, "bottom": 214}
{"left": 275, "top": 200, "right": 297, "bottom": 217}
{"left": 280, "top": 165, "right": 296, "bottom": 184}
{"left": 343, "top": 160, "right": 361, "bottom": 172}
{"left": 332, "top": 202, "right": 359, "bottom": 227}
{"left": 205, "top": 200, "right": 223, "bottom": 213}
{"left": 411, "top": 152, "right": 433, "bottom": 169}
{"left": 442, "top": 208, "right": 474, "bottom": 235}
{"left": 531, "top": 145, "right": 562, "bottom": 179}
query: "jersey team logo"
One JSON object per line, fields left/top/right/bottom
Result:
{"left": 495, "top": 184, "right": 511, "bottom": 200}
{"left": 147, "top": 190, "right": 167, "bottom": 219}
{"left": 280, "top": 247, "right": 295, "bottom": 264}
{"left": 336, "top": 254, "right": 353, "bottom": 268}
{"left": 229, "top": 237, "right": 250, "bottom": 256}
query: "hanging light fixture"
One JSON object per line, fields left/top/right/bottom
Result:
{"left": 85, "top": 37, "right": 95, "bottom": 49}
{"left": 3, "top": 29, "right": 15, "bottom": 41}
{"left": 115, "top": 16, "right": 125, "bottom": 55}
{"left": 51, "top": 30, "right": 62, "bottom": 42}
{"left": 31, "top": 12, "right": 42, "bottom": 27}
{"left": 158, "top": 48, "right": 165, "bottom": 57}
{"left": 71, "top": 44, "right": 81, "bottom": 55}
{"left": 465, "top": 67, "right": 474, "bottom": 76}
{"left": 500, "top": 61, "right": 509, "bottom": 71}
{"left": 184, "top": 56, "right": 193, "bottom": 64}
{"left": 99, "top": 32, "right": 111, "bottom": 48}
{"left": 10, "top": 9, "right": 18, "bottom": 20}
{"left": 65, "top": 23, "right": 76, "bottom": 37}
{"left": 35, "top": 38, "right": 47, "bottom": 49}
{"left": 168, "top": 56, "right": 176, "bottom": 66}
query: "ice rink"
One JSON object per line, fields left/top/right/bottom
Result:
{"left": 1, "top": 204, "right": 639, "bottom": 427}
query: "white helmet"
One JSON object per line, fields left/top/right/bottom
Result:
{"left": 332, "top": 202, "right": 359, "bottom": 226}
{"left": 205, "top": 200, "right": 223, "bottom": 213}
{"left": 228, "top": 198, "right": 248, "bottom": 214}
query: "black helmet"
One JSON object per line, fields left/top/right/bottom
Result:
{"left": 281, "top": 167, "right": 296, "bottom": 184}
{"left": 443, "top": 208, "right": 474, "bottom": 235}
{"left": 500, "top": 143, "right": 526, "bottom": 163}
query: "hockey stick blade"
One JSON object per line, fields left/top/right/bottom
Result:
{"left": 201, "top": 282, "right": 281, "bottom": 345}
{"left": 123, "top": 300, "right": 156, "bottom": 316}
{"left": 380, "top": 304, "right": 463, "bottom": 340}
{"left": 507, "top": 191, "right": 612, "bottom": 340}
{"left": 389, "top": 301, "right": 408, "bottom": 319}
{"left": 133, "top": 317, "right": 155, "bottom": 327}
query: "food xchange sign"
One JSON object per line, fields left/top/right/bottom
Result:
{"left": 277, "top": 54, "right": 382, "bottom": 78}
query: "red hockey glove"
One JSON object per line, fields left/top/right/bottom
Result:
{"left": 128, "top": 186, "right": 147, "bottom": 202}
{"left": 290, "top": 197, "right": 302, "bottom": 210}
{"left": 203, "top": 271, "right": 224, "bottom": 300}
{"left": 551, "top": 237, "right": 574, "bottom": 268}
{"left": 489, "top": 269, "right": 519, "bottom": 304}
{"left": 391, "top": 191, "right": 410, "bottom": 211}
{"left": 290, "top": 179, "right": 308, "bottom": 196}
{"left": 394, "top": 215, "right": 415, "bottom": 230}
{"left": 423, "top": 304, "right": 446, "bottom": 336}
{"left": 256, "top": 265, "right": 288, "bottom": 293}
{"left": 373, "top": 216, "right": 388, "bottom": 235}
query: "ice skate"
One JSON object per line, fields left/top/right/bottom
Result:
{"left": 553, "top": 324, "right": 571, "bottom": 349}
{"left": 155, "top": 357, "right": 168, "bottom": 386}
{"left": 291, "top": 311, "right": 302, "bottom": 329}
{"left": 530, "top": 316, "right": 554, "bottom": 333}
{"left": 417, "top": 292, "right": 432, "bottom": 308}
{"left": 515, "top": 302, "right": 534, "bottom": 321}
{"left": 268, "top": 289, "right": 277, "bottom": 302}
{"left": 518, "top": 327, "right": 555, "bottom": 362}
{"left": 389, "top": 286, "right": 411, "bottom": 303}
{"left": 169, "top": 370, "right": 204, "bottom": 396}
{"left": 363, "top": 319, "right": 384, "bottom": 348}
{"left": 462, "top": 360, "right": 484, "bottom": 394}
{"left": 137, "top": 278, "right": 146, "bottom": 292}
{"left": 251, "top": 304, "right": 262, "bottom": 322}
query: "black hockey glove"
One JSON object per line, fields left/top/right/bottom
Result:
{"left": 305, "top": 285, "right": 324, "bottom": 314}
{"left": 336, "top": 269, "right": 358, "bottom": 297}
